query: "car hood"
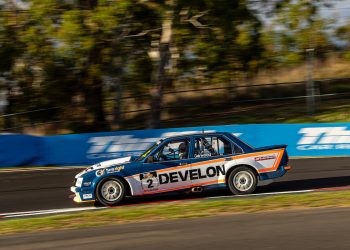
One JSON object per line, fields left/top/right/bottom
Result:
{"left": 75, "top": 156, "right": 132, "bottom": 178}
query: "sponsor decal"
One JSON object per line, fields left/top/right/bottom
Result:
{"left": 140, "top": 171, "right": 159, "bottom": 191}
{"left": 106, "top": 168, "right": 114, "bottom": 174}
{"left": 114, "top": 165, "right": 125, "bottom": 172}
{"left": 254, "top": 155, "right": 276, "bottom": 161}
{"left": 159, "top": 165, "right": 225, "bottom": 184}
{"left": 139, "top": 165, "right": 225, "bottom": 192}
{"left": 83, "top": 194, "right": 92, "bottom": 199}
{"left": 96, "top": 169, "right": 105, "bottom": 177}
{"left": 297, "top": 127, "right": 350, "bottom": 150}
{"left": 106, "top": 165, "right": 125, "bottom": 174}
{"left": 195, "top": 153, "right": 212, "bottom": 158}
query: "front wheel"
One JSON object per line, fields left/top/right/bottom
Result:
{"left": 96, "top": 177, "right": 126, "bottom": 206}
{"left": 227, "top": 166, "right": 257, "bottom": 195}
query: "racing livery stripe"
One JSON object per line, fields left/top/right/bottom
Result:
{"left": 157, "top": 163, "right": 191, "bottom": 174}
{"left": 191, "top": 158, "right": 226, "bottom": 167}
{"left": 143, "top": 179, "right": 226, "bottom": 195}
{"left": 231, "top": 149, "right": 284, "bottom": 173}
{"left": 156, "top": 158, "right": 226, "bottom": 174}
{"left": 125, "top": 149, "right": 285, "bottom": 179}
{"left": 231, "top": 149, "right": 282, "bottom": 161}
{"left": 258, "top": 153, "right": 283, "bottom": 173}
{"left": 256, "top": 151, "right": 283, "bottom": 173}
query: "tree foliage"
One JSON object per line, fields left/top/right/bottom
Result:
{"left": 0, "top": 0, "right": 341, "bottom": 133}
{"left": 261, "top": 0, "right": 333, "bottom": 67}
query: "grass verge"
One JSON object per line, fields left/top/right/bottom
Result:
{"left": 2, "top": 190, "right": 350, "bottom": 235}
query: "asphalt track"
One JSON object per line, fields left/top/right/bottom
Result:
{"left": 1, "top": 207, "right": 350, "bottom": 250}
{"left": 1, "top": 157, "right": 350, "bottom": 214}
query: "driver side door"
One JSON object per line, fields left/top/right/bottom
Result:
{"left": 140, "top": 138, "right": 191, "bottom": 195}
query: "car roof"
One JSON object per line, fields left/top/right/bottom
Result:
{"left": 160, "top": 131, "right": 254, "bottom": 153}
{"left": 163, "top": 132, "right": 234, "bottom": 140}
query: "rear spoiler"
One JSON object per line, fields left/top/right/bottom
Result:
{"left": 253, "top": 144, "right": 287, "bottom": 152}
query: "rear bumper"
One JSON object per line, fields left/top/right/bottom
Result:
{"left": 284, "top": 165, "right": 292, "bottom": 171}
{"left": 259, "top": 165, "right": 290, "bottom": 181}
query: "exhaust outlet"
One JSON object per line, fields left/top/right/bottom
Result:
{"left": 191, "top": 187, "right": 203, "bottom": 193}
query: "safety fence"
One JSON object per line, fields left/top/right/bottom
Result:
{"left": 1, "top": 77, "right": 350, "bottom": 133}
{"left": 1, "top": 123, "right": 350, "bottom": 167}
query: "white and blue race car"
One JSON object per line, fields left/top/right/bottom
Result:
{"left": 71, "top": 132, "right": 291, "bottom": 206}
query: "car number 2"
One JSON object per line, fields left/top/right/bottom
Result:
{"left": 147, "top": 179, "right": 154, "bottom": 188}
{"left": 140, "top": 171, "right": 159, "bottom": 191}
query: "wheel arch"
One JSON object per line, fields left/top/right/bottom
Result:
{"left": 95, "top": 175, "right": 132, "bottom": 197}
{"left": 225, "top": 164, "right": 259, "bottom": 185}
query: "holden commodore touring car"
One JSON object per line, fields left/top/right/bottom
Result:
{"left": 71, "top": 132, "right": 291, "bottom": 206}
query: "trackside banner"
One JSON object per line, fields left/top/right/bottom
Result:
{"left": 1, "top": 123, "right": 350, "bottom": 167}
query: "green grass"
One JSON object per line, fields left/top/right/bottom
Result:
{"left": 2, "top": 190, "right": 350, "bottom": 235}
{"left": 284, "top": 103, "right": 350, "bottom": 123}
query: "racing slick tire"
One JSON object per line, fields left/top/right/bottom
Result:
{"left": 96, "top": 177, "right": 126, "bottom": 206}
{"left": 227, "top": 166, "right": 257, "bottom": 195}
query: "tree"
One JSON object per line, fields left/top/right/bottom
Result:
{"left": 261, "top": 0, "right": 333, "bottom": 67}
{"left": 3, "top": 0, "right": 333, "bottom": 133}
{"left": 0, "top": 1, "right": 26, "bottom": 128}
{"left": 336, "top": 23, "right": 350, "bottom": 60}
{"left": 55, "top": 0, "right": 158, "bottom": 130}
{"left": 143, "top": 0, "right": 264, "bottom": 128}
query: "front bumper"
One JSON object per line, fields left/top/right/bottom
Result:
{"left": 70, "top": 186, "right": 95, "bottom": 203}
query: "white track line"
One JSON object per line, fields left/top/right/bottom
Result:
{"left": 0, "top": 207, "right": 106, "bottom": 218}
{"left": 0, "top": 189, "right": 317, "bottom": 219}
{"left": 207, "top": 189, "right": 314, "bottom": 200}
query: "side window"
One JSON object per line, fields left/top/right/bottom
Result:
{"left": 194, "top": 136, "right": 233, "bottom": 158}
{"left": 152, "top": 139, "right": 190, "bottom": 162}
{"left": 233, "top": 143, "right": 243, "bottom": 154}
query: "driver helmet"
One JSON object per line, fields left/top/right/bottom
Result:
{"left": 178, "top": 142, "right": 188, "bottom": 159}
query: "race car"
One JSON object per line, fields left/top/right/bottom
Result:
{"left": 71, "top": 132, "right": 291, "bottom": 206}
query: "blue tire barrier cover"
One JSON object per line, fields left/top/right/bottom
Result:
{"left": 1, "top": 123, "right": 350, "bottom": 167}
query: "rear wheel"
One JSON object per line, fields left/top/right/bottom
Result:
{"left": 228, "top": 166, "right": 257, "bottom": 195}
{"left": 96, "top": 177, "right": 126, "bottom": 206}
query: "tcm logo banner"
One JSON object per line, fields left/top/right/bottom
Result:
{"left": 86, "top": 130, "right": 232, "bottom": 159}
{"left": 297, "top": 127, "right": 350, "bottom": 150}
{"left": 87, "top": 135, "right": 157, "bottom": 159}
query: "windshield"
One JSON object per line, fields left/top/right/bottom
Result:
{"left": 135, "top": 142, "right": 159, "bottom": 161}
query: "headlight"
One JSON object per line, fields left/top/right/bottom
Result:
{"left": 75, "top": 177, "right": 83, "bottom": 187}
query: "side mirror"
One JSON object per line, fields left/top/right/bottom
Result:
{"left": 147, "top": 155, "right": 154, "bottom": 163}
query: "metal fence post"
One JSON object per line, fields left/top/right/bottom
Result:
{"left": 306, "top": 48, "right": 315, "bottom": 114}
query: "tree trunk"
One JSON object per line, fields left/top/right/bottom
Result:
{"left": 148, "top": 2, "right": 174, "bottom": 128}
{"left": 149, "top": 42, "right": 171, "bottom": 128}
{"left": 113, "top": 75, "right": 123, "bottom": 129}
{"left": 3, "top": 85, "right": 14, "bottom": 129}
{"left": 81, "top": 45, "right": 107, "bottom": 131}
{"left": 84, "top": 75, "right": 106, "bottom": 131}
{"left": 92, "top": 79, "right": 106, "bottom": 129}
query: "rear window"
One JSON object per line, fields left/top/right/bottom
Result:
{"left": 194, "top": 136, "right": 233, "bottom": 158}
